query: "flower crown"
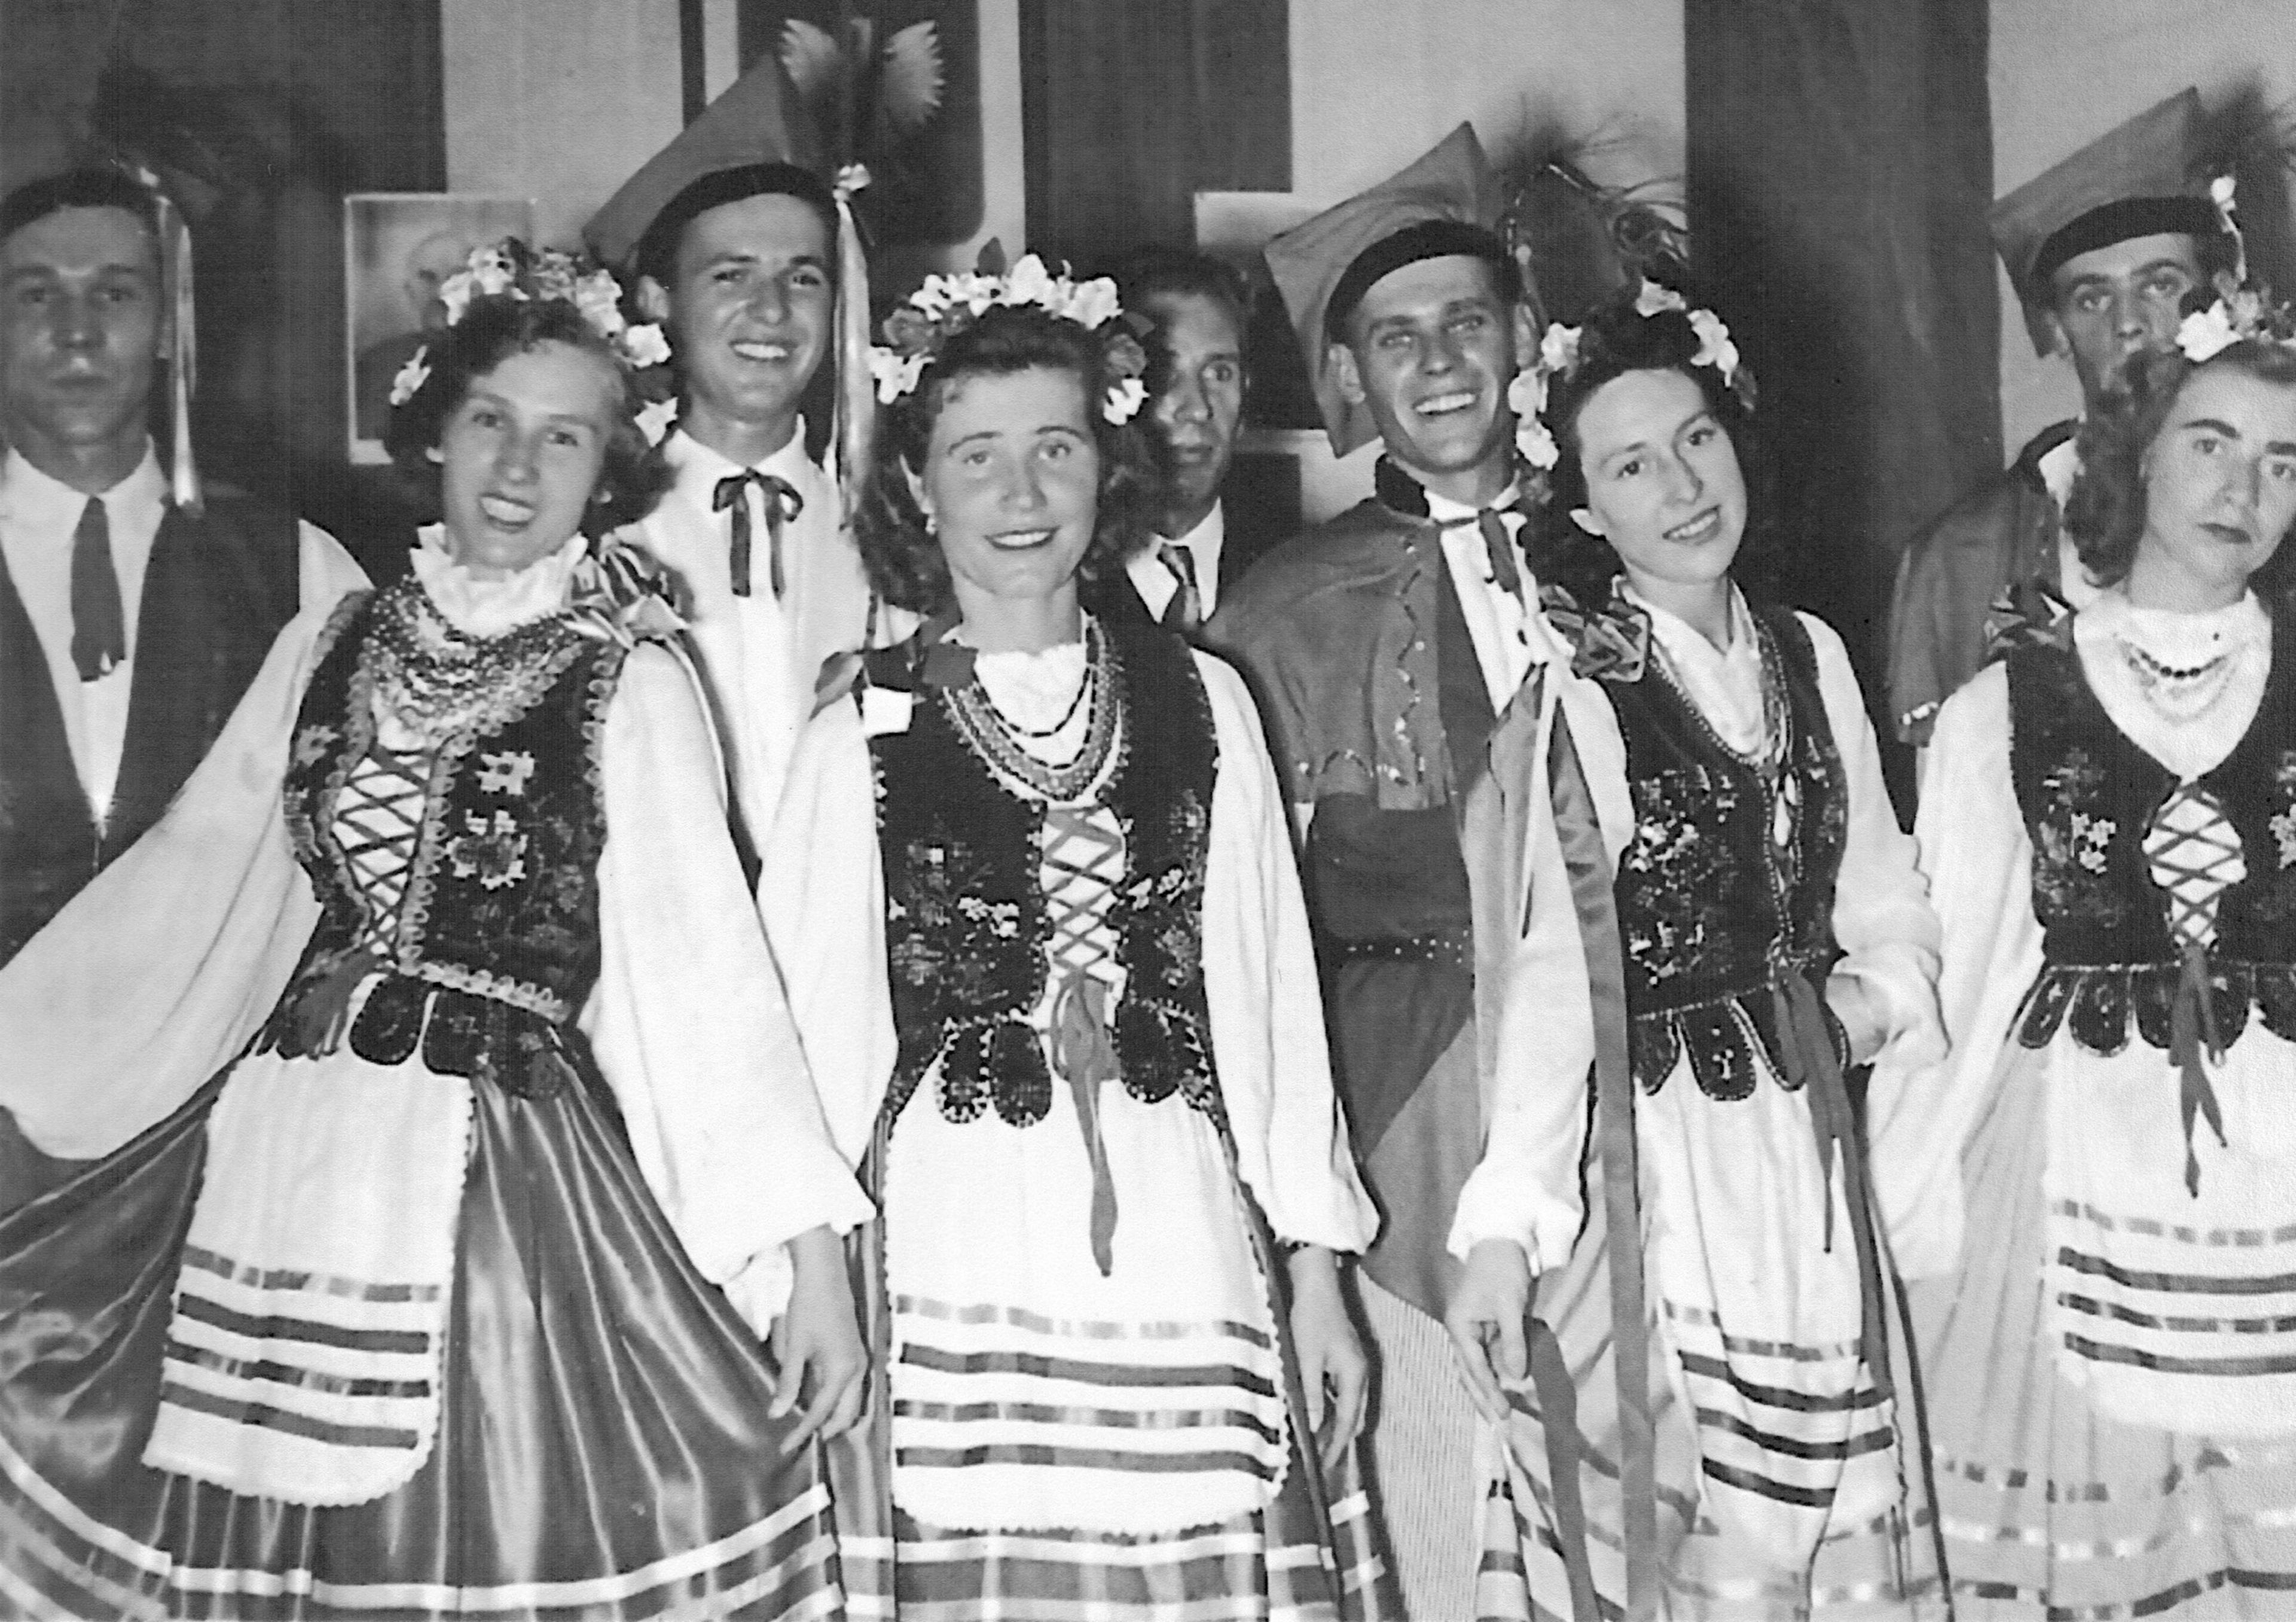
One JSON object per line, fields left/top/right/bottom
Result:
{"left": 2173, "top": 181, "right": 2296, "bottom": 365}
{"left": 868, "top": 253, "right": 1149, "bottom": 424}
{"left": 387, "top": 239, "right": 680, "bottom": 446}
{"left": 1506, "top": 279, "right": 1751, "bottom": 474}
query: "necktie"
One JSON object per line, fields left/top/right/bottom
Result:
{"left": 71, "top": 496, "right": 126, "bottom": 682}
{"left": 712, "top": 472, "right": 803, "bottom": 598}
{"left": 1477, "top": 508, "right": 1523, "bottom": 599}
{"left": 1158, "top": 541, "right": 1202, "bottom": 633}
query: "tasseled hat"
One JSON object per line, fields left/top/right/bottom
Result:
{"left": 1990, "top": 89, "right": 2230, "bottom": 356}
{"left": 1263, "top": 124, "right": 1516, "bottom": 456}
{"left": 584, "top": 57, "right": 874, "bottom": 511}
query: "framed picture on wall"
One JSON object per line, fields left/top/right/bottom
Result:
{"left": 344, "top": 194, "right": 533, "bottom": 464}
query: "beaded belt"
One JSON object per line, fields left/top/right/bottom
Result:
{"left": 1333, "top": 928, "right": 1471, "bottom": 968}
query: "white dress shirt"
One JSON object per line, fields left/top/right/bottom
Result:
{"left": 634, "top": 423, "right": 896, "bottom": 845}
{"left": 1123, "top": 500, "right": 1227, "bottom": 623}
{"left": 1425, "top": 485, "right": 1537, "bottom": 714}
{"left": 0, "top": 444, "right": 365, "bottom": 826}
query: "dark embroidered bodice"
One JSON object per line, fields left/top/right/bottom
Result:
{"left": 869, "top": 616, "right": 1223, "bottom": 1133}
{"left": 1606, "top": 602, "right": 1850, "bottom": 1097}
{"left": 2007, "top": 623, "right": 2296, "bottom": 1054}
{"left": 259, "top": 583, "right": 626, "bottom": 1094}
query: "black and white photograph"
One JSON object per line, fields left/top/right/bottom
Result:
{"left": 5, "top": 2, "right": 2296, "bottom": 1618}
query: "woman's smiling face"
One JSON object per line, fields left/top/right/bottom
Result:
{"left": 1567, "top": 365, "right": 1747, "bottom": 595}
{"left": 911, "top": 364, "right": 1101, "bottom": 617}
{"left": 438, "top": 339, "right": 619, "bottom": 577}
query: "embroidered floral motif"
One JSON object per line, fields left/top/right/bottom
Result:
{"left": 2273, "top": 806, "right": 2296, "bottom": 870}
{"left": 293, "top": 724, "right": 340, "bottom": 768}
{"left": 447, "top": 809, "right": 529, "bottom": 891}
{"left": 2031, "top": 746, "right": 2127, "bottom": 926}
{"left": 1621, "top": 770, "right": 1738, "bottom": 983}
{"left": 477, "top": 749, "right": 537, "bottom": 797}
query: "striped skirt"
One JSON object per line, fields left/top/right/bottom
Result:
{"left": 1909, "top": 1028, "right": 2296, "bottom": 1618}
{"left": 829, "top": 1078, "right": 1393, "bottom": 1621}
{"left": 0, "top": 1062, "right": 842, "bottom": 1620}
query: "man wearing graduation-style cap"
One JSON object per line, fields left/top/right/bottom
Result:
{"left": 586, "top": 57, "right": 891, "bottom": 852}
{"left": 1211, "top": 126, "right": 1675, "bottom": 1620}
{"left": 1886, "top": 89, "right": 2234, "bottom": 749}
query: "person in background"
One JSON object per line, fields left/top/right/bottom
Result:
{"left": 1213, "top": 124, "right": 1650, "bottom": 1619}
{"left": 1095, "top": 246, "right": 1257, "bottom": 637}
{"left": 0, "top": 164, "right": 366, "bottom": 1210}
{"left": 768, "top": 266, "right": 1390, "bottom": 1619}
{"left": 1888, "top": 89, "right": 2233, "bottom": 751}
{"left": 1873, "top": 292, "right": 2296, "bottom": 1620}
{"left": 0, "top": 249, "right": 870, "bottom": 1619}
{"left": 353, "top": 227, "right": 471, "bottom": 443}
{"left": 585, "top": 56, "right": 896, "bottom": 851}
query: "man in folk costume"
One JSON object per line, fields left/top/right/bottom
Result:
{"left": 1887, "top": 88, "right": 2234, "bottom": 748}
{"left": 0, "top": 166, "right": 365, "bottom": 1209}
{"left": 1211, "top": 126, "right": 1692, "bottom": 1620}
{"left": 584, "top": 58, "right": 891, "bottom": 850}
{"left": 1092, "top": 247, "right": 1260, "bottom": 638}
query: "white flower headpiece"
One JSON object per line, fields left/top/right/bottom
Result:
{"left": 869, "top": 253, "right": 1149, "bottom": 425}
{"left": 1507, "top": 278, "right": 1750, "bottom": 475}
{"left": 2173, "top": 179, "right": 2296, "bottom": 366}
{"left": 389, "top": 240, "right": 679, "bottom": 446}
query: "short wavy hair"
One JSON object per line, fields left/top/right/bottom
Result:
{"left": 857, "top": 302, "right": 1158, "bottom": 616}
{"left": 384, "top": 294, "right": 673, "bottom": 538}
{"left": 1528, "top": 279, "right": 1772, "bottom": 605}
{"left": 2065, "top": 340, "right": 2296, "bottom": 595}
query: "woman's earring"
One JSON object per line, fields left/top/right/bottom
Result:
{"left": 921, "top": 510, "right": 938, "bottom": 538}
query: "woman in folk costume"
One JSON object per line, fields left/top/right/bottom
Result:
{"left": 1869, "top": 273, "right": 2296, "bottom": 1615}
{"left": 0, "top": 245, "right": 872, "bottom": 1620}
{"left": 1445, "top": 279, "right": 1949, "bottom": 1620}
{"left": 765, "top": 264, "right": 1391, "bottom": 1620}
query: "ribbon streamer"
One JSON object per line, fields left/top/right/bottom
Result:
{"left": 1049, "top": 971, "right": 1120, "bottom": 1276}
{"left": 2170, "top": 943, "right": 2229, "bottom": 1196}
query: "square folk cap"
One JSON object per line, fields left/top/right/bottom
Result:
{"left": 584, "top": 56, "right": 824, "bottom": 275}
{"left": 1265, "top": 123, "right": 1513, "bottom": 456}
{"left": 1990, "top": 88, "right": 2225, "bottom": 354}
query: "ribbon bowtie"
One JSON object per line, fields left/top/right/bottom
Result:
{"left": 1537, "top": 581, "right": 1652, "bottom": 682}
{"left": 713, "top": 472, "right": 802, "bottom": 598}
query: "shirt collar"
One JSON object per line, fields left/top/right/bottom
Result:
{"left": 668, "top": 419, "right": 825, "bottom": 498}
{"left": 1424, "top": 481, "right": 1523, "bottom": 526}
{"left": 1162, "top": 499, "right": 1225, "bottom": 555}
{"left": 1, "top": 442, "right": 167, "bottom": 533}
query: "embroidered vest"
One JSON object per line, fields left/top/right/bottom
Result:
{"left": 869, "top": 616, "right": 1222, "bottom": 1132}
{"left": 1607, "top": 603, "right": 1850, "bottom": 1097}
{"left": 0, "top": 493, "right": 300, "bottom": 965}
{"left": 2007, "top": 624, "right": 2296, "bottom": 1054}
{"left": 259, "top": 586, "right": 625, "bottom": 1093}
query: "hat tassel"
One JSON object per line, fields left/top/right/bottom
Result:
{"left": 830, "top": 164, "right": 875, "bottom": 526}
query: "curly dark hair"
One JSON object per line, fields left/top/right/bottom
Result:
{"left": 2065, "top": 339, "right": 2296, "bottom": 595}
{"left": 384, "top": 294, "right": 673, "bottom": 538}
{"left": 857, "top": 302, "right": 1159, "bottom": 616}
{"left": 1525, "top": 278, "right": 1773, "bottom": 606}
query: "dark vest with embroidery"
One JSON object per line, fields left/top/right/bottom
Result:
{"left": 258, "top": 586, "right": 625, "bottom": 1094}
{"left": 1607, "top": 603, "right": 1849, "bottom": 1096}
{"left": 0, "top": 493, "right": 300, "bottom": 965}
{"left": 2007, "top": 622, "right": 2296, "bottom": 1054}
{"left": 869, "top": 616, "right": 1222, "bottom": 1133}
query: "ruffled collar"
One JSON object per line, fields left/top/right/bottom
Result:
{"left": 410, "top": 525, "right": 587, "bottom": 638}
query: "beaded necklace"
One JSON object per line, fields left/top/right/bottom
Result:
{"left": 368, "top": 578, "right": 575, "bottom": 747}
{"left": 944, "top": 621, "right": 1121, "bottom": 801}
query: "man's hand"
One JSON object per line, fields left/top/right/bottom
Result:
{"left": 1287, "top": 1245, "right": 1369, "bottom": 1473}
{"left": 1443, "top": 1237, "right": 1532, "bottom": 1426}
{"left": 768, "top": 1224, "right": 867, "bottom": 1454}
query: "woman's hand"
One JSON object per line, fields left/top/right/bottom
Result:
{"left": 1286, "top": 1245, "right": 1369, "bottom": 1474}
{"left": 1825, "top": 972, "right": 1888, "bottom": 1068}
{"left": 1444, "top": 1238, "right": 1534, "bottom": 1426}
{"left": 769, "top": 1224, "right": 868, "bottom": 1453}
